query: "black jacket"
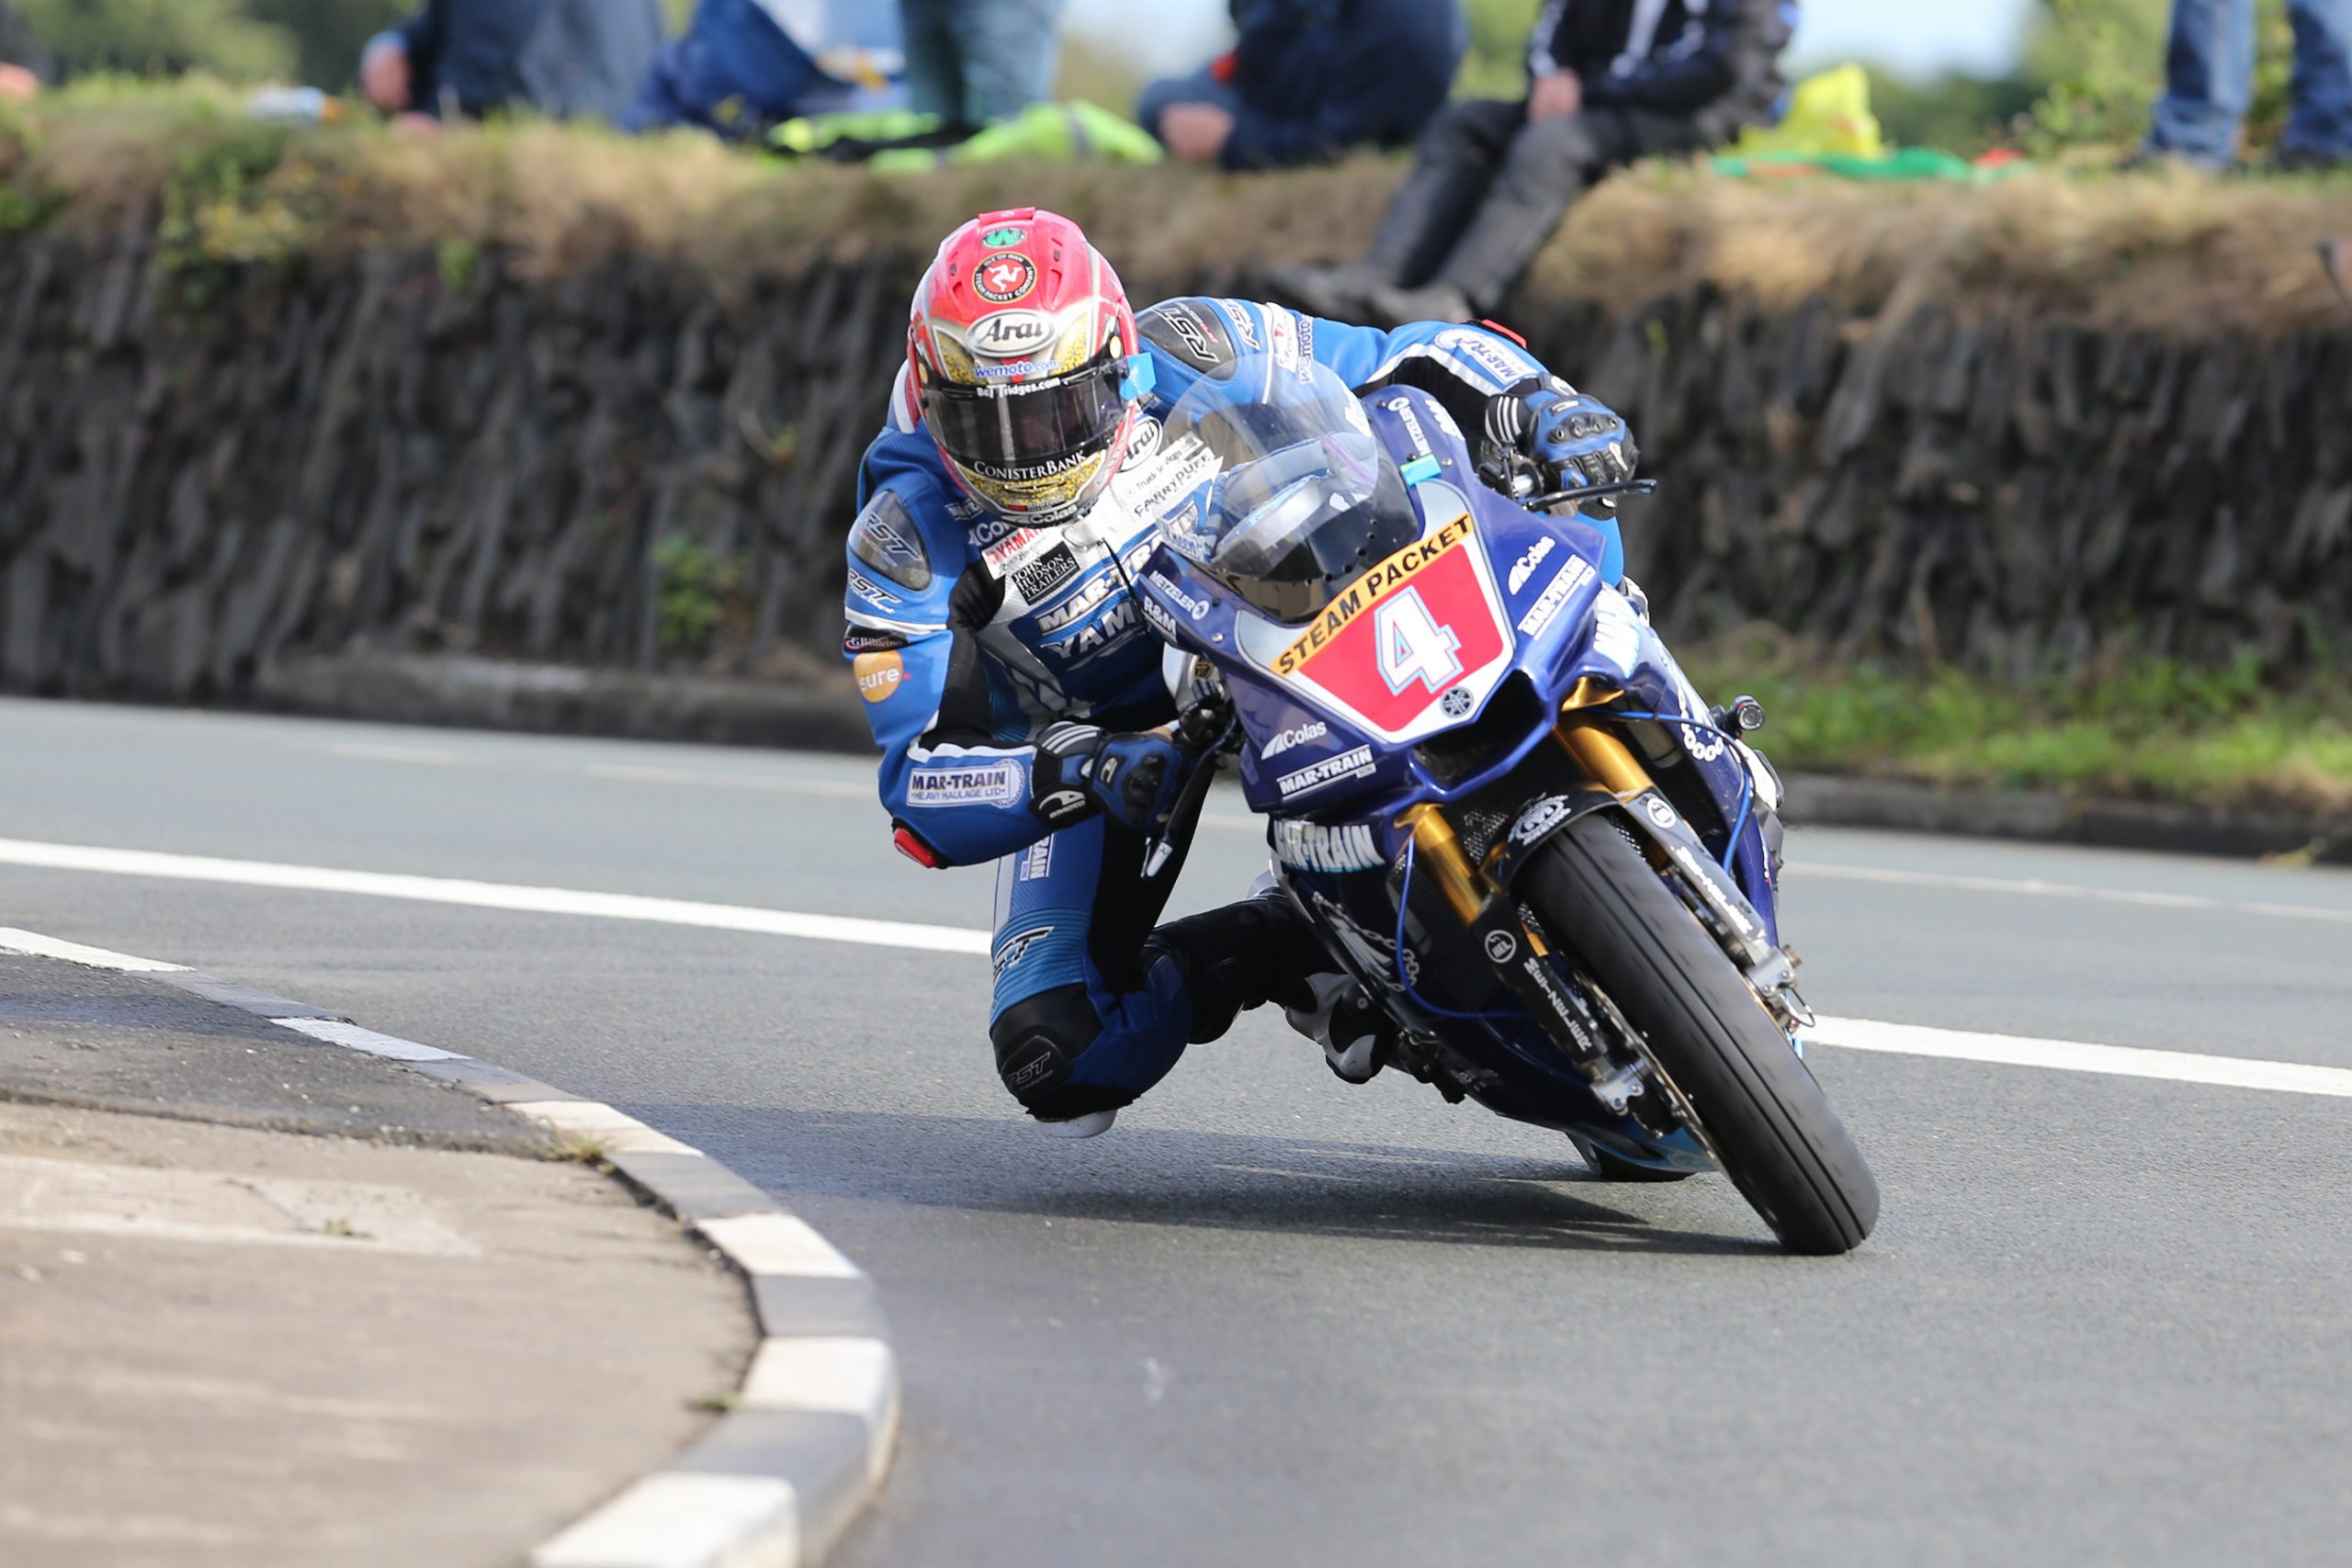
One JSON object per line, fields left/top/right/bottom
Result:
{"left": 1528, "top": 0, "right": 1793, "bottom": 122}
{"left": 397, "top": 0, "right": 553, "bottom": 118}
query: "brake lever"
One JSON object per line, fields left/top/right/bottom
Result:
{"left": 1143, "top": 693, "right": 1237, "bottom": 879}
{"left": 1523, "top": 477, "right": 1660, "bottom": 513}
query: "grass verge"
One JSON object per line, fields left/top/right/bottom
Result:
{"left": 1679, "top": 641, "right": 2352, "bottom": 818}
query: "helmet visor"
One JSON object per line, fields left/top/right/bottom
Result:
{"left": 922, "top": 354, "right": 1128, "bottom": 496}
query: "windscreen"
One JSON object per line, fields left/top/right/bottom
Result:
{"left": 1152, "top": 356, "right": 1419, "bottom": 625}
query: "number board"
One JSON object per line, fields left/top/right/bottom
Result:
{"left": 1267, "top": 515, "right": 1510, "bottom": 738}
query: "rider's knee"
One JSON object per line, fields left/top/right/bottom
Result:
{"left": 989, "top": 984, "right": 1134, "bottom": 1122}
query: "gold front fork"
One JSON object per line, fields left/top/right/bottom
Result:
{"left": 1397, "top": 687, "right": 1657, "bottom": 930}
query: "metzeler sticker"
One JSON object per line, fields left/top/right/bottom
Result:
{"left": 1272, "top": 819, "right": 1385, "bottom": 874}
{"left": 1272, "top": 517, "right": 1475, "bottom": 678}
{"left": 854, "top": 651, "right": 905, "bottom": 704}
{"left": 1516, "top": 556, "right": 1598, "bottom": 637}
{"left": 1276, "top": 745, "right": 1376, "bottom": 799}
{"left": 907, "top": 762, "right": 1023, "bottom": 809}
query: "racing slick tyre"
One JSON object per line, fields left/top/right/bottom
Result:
{"left": 1522, "top": 813, "right": 1880, "bottom": 1255}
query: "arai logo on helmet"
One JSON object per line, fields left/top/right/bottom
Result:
{"left": 968, "top": 310, "right": 1057, "bottom": 357}
{"left": 975, "top": 253, "right": 1037, "bottom": 304}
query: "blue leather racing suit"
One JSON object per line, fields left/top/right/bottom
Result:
{"left": 842, "top": 299, "right": 1618, "bottom": 1122}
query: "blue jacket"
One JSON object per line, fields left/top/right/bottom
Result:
{"left": 842, "top": 299, "right": 1589, "bottom": 868}
{"left": 1222, "top": 0, "right": 1467, "bottom": 170}
{"left": 622, "top": 0, "right": 853, "bottom": 136}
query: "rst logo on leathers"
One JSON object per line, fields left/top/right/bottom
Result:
{"left": 992, "top": 925, "right": 1054, "bottom": 976}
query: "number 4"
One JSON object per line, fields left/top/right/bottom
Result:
{"left": 1374, "top": 588, "right": 1463, "bottom": 695}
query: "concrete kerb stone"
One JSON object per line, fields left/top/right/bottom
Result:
{"left": 0, "top": 928, "right": 898, "bottom": 1568}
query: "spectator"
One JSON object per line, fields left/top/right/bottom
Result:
{"left": 899, "top": 0, "right": 1064, "bottom": 130}
{"left": 1270, "top": 0, "right": 1795, "bottom": 328}
{"left": 2139, "top": 0, "right": 2352, "bottom": 172}
{"left": 1138, "top": 0, "right": 1466, "bottom": 170}
{"left": 361, "top": 0, "right": 662, "bottom": 126}
{"left": 0, "top": 0, "right": 46, "bottom": 100}
{"left": 626, "top": 0, "right": 904, "bottom": 138}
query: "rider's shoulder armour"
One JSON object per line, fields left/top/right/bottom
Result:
{"left": 1136, "top": 298, "right": 1238, "bottom": 374}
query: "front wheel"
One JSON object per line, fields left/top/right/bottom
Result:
{"left": 1521, "top": 814, "right": 1881, "bottom": 1254}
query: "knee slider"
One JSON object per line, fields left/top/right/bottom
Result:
{"left": 989, "top": 984, "right": 1134, "bottom": 1122}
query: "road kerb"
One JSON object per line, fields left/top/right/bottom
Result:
{"left": 0, "top": 927, "right": 898, "bottom": 1568}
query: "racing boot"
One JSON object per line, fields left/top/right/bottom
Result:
{"left": 1283, "top": 972, "right": 1400, "bottom": 1085}
{"left": 1141, "top": 886, "right": 1329, "bottom": 1044}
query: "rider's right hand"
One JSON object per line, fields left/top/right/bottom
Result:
{"left": 1033, "top": 723, "right": 1189, "bottom": 834}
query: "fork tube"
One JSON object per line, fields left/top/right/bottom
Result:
{"left": 1399, "top": 806, "right": 1485, "bottom": 924}
{"left": 1555, "top": 718, "right": 1655, "bottom": 797}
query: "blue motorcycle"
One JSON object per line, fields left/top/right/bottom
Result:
{"left": 1094, "top": 356, "right": 1879, "bottom": 1255}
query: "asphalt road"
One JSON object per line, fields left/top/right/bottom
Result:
{"left": 6, "top": 695, "right": 2350, "bottom": 1567}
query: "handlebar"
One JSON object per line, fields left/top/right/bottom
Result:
{"left": 1522, "top": 477, "right": 1660, "bottom": 513}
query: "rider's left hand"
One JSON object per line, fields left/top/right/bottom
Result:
{"left": 1483, "top": 376, "right": 1639, "bottom": 499}
{"left": 1034, "top": 724, "right": 1189, "bottom": 834}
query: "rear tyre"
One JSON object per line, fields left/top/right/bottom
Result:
{"left": 1522, "top": 814, "right": 1880, "bottom": 1254}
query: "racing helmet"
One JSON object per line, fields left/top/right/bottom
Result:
{"left": 907, "top": 208, "right": 1149, "bottom": 526}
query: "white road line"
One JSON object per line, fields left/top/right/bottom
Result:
{"left": 1795, "top": 863, "right": 2352, "bottom": 926}
{"left": 0, "top": 927, "right": 190, "bottom": 972}
{"left": 10, "top": 838, "right": 2352, "bottom": 1101}
{"left": 322, "top": 742, "right": 464, "bottom": 766}
{"left": 0, "top": 839, "right": 992, "bottom": 957}
{"left": 1810, "top": 1016, "right": 2352, "bottom": 1100}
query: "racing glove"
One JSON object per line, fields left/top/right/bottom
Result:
{"left": 1032, "top": 723, "right": 1188, "bottom": 834}
{"left": 1481, "top": 376, "right": 1639, "bottom": 502}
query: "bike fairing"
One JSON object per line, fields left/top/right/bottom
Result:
{"left": 843, "top": 296, "right": 1598, "bottom": 1118}
{"left": 843, "top": 298, "right": 1579, "bottom": 873}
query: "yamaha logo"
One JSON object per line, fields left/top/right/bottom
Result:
{"left": 1440, "top": 686, "right": 1475, "bottom": 718}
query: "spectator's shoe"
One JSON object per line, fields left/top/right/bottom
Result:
{"left": 1363, "top": 279, "right": 1477, "bottom": 330}
{"left": 1262, "top": 262, "right": 1390, "bottom": 323}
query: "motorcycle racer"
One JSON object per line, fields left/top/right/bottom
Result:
{"left": 844, "top": 208, "right": 1640, "bottom": 1136}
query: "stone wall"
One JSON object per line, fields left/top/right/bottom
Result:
{"left": 5, "top": 204, "right": 2349, "bottom": 709}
